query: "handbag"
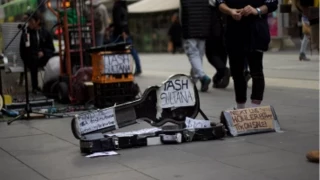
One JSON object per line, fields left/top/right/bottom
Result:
{"left": 302, "top": 23, "right": 311, "bottom": 35}
{"left": 251, "top": 18, "right": 271, "bottom": 52}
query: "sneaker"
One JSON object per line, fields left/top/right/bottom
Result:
{"left": 200, "top": 75, "right": 211, "bottom": 92}
{"left": 189, "top": 69, "right": 198, "bottom": 84}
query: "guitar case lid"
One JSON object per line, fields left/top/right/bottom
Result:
{"left": 86, "top": 42, "right": 132, "bottom": 53}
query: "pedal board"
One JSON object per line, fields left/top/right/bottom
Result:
{"left": 5, "top": 99, "right": 55, "bottom": 111}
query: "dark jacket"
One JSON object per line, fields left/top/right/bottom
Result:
{"left": 168, "top": 21, "right": 182, "bottom": 44}
{"left": 216, "top": 0, "right": 278, "bottom": 52}
{"left": 180, "top": 0, "right": 212, "bottom": 39}
{"left": 20, "top": 27, "right": 55, "bottom": 66}
{"left": 112, "top": 1, "right": 130, "bottom": 36}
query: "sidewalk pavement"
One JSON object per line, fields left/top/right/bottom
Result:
{"left": 0, "top": 53, "right": 319, "bottom": 180}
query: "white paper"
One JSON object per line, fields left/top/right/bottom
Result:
{"left": 106, "top": 128, "right": 161, "bottom": 137}
{"left": 86, "top": 151, "right": 119, "bottom": 158}
{"left": 77, "top": 108, "right": 117, "bottom": 134}
{"left": 157, "top": 76, "right": 196, "bottom": 108}
{"left": 102, "top": 54, "right": 132, "bottom": 74}
{"left": 185, "top": 117, "right": 211, "bottom": 129}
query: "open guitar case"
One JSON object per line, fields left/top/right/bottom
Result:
{"left": 69, "top": 49, "right": 226, "bottom": 154}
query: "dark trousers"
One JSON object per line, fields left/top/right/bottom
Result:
{"left": 172, "top": 41, "right": 182, "bottom": 54}
{"left": 113, "top": 35, "right": 142, "bottom": 72}
{"left": 26, "top": 56, "right": 49, "bottom": 90}
{"left": 205, "top": 38, "right": 228, "bottom": 81}
{"left": 228, "top": 50, "right": 265, "bottom": 103}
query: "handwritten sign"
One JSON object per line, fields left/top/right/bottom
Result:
{"left": 185, "top": 117, "right": 211, "bottom": 129}
{"left": 157, "top": 76, "right": 196, "bottom": 108}
{"left": 222, "top": 106, "right": 281, "bottom": 136}
{"left": 77, "top": 108, "right": 117, "bottom": 135}
{"left": 102, "top": 54, "right": 131, "bottom": 74}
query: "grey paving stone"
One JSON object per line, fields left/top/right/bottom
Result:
{"left": 23, "top": 118, "right": 79, "bottom": 146}
{"left": 114, "top": 145, "right": 208, "bottom": 170}
{"left": 0, "top": 149, "right": 46, "bottom": 180}
{"left": 245, "top": 131, "right": 319, "bottom": 154}
{"left": 281, "top": 121, "right": 320, "bottom": 133}
{"left": 0, "top": 165, "right": 47, "bottom": 180}
{"left": 0, "top": 134, "right": 74, "bottom": 157}
{"left": 0, "top": 122, "right": 44, "bottom": 138}
{"left": 16, "top": 147, "right": 130, "bottom": 180}
{"left": 63, "top": 170, "right": 155, "bottom": 180}
{"left": 140, "top": 160, "right": 277, "bottom": 180}
{"left": 217, "top": 150, "right": 307, "bottom": 171}
{"left": 173, "top": 139, "right": 274, "bottom": 159}
{"left": 258, "top": 163, "right": 319, "bottom": 180}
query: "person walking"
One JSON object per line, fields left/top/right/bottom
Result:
{"left": 180, "top": 0, "right": 212, "bottom": 92}
{"left": 299, "top": 15, "right": 311, "bottom": 61}
{"left": 168, "top": 13, "right": 183, "bottom": 54}
{"left": 205, "top": 1, "right": 230, "bottom": 89}
{"left": 92, "top": 0, "right": 110, "bottom": 46}
{"left": 112, "top": 0, "right": 142, "bottom": 76}
{"left": 216, "top": 0, "right": 278, "bottom": 109}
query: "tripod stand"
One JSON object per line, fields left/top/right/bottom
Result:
{"left": 6, "top": 0, "right": 64, "bottom": 125}
{"left": 7, "top": 60, "right": 64, "bottom": 125}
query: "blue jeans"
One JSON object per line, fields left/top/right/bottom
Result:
{"left": 95, "top": 33, "right": 105, "bottom": 46}
{"left": 113, "top": 35, "right": 142, "bottom": 72}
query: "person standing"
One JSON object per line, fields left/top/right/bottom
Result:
{"left": 168, "top": 13, "right": 183, "bottom": 54}
{"left": 216, "top": 0, "right": 278, "bottom": 109}
{"left": 112, "top": 0, "right": 142, "bottom": 76}
{"left": 92, "top": 0, "right": 109, "bottom": 46}
{"left": 180, "top": 0, "right": 212, "bottom": 92}
{"left": 19, "top": 11, "right": 55, "bottom": 94}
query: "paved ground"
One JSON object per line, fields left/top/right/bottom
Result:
{"left": 0, "top": 52, "right": 319, "bottom": 180}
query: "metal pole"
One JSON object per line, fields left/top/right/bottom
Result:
{"left": 277, "top": 0, "right": 283, "bottom": 37}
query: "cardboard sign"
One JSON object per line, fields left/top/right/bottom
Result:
{"left": 157, "top": 75, "right": 196, "bottom": 108}
{"left": 102, "top": 54, "right": 132, "bottom": 74}
{"left": 77, "top": 108, "right": 117, "bottom": 135}
{"left": 221, "top": 106, "right": 281, "bottom": 136}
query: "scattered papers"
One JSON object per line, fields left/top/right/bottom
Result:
{"left": 185, "top": 117, "right": 211, "bottom": 129}
{"left": 86, "top": 151, "right": 119, "bottom": 158}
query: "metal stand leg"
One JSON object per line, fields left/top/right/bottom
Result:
{"left": 7, "top": 60, "right": 64, "bottom": 125}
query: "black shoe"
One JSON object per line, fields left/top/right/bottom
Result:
{"left": 299, "top": 53, "right": 310, "bottom": 61}
{"left": 213, "top": 68, "right": 231, "bottom": 89}
{"left": 134, "top": 71, "right": 142, "bottom": 76}
{"left": 32, "top": 87, "right": 42, "bottom": 95}
{"left": 32, "top": 89, "right": 41, "bottom": 95}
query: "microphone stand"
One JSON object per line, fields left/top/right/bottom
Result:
{"left": 6, "top": 0, "right": 64, "bottom": 125}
